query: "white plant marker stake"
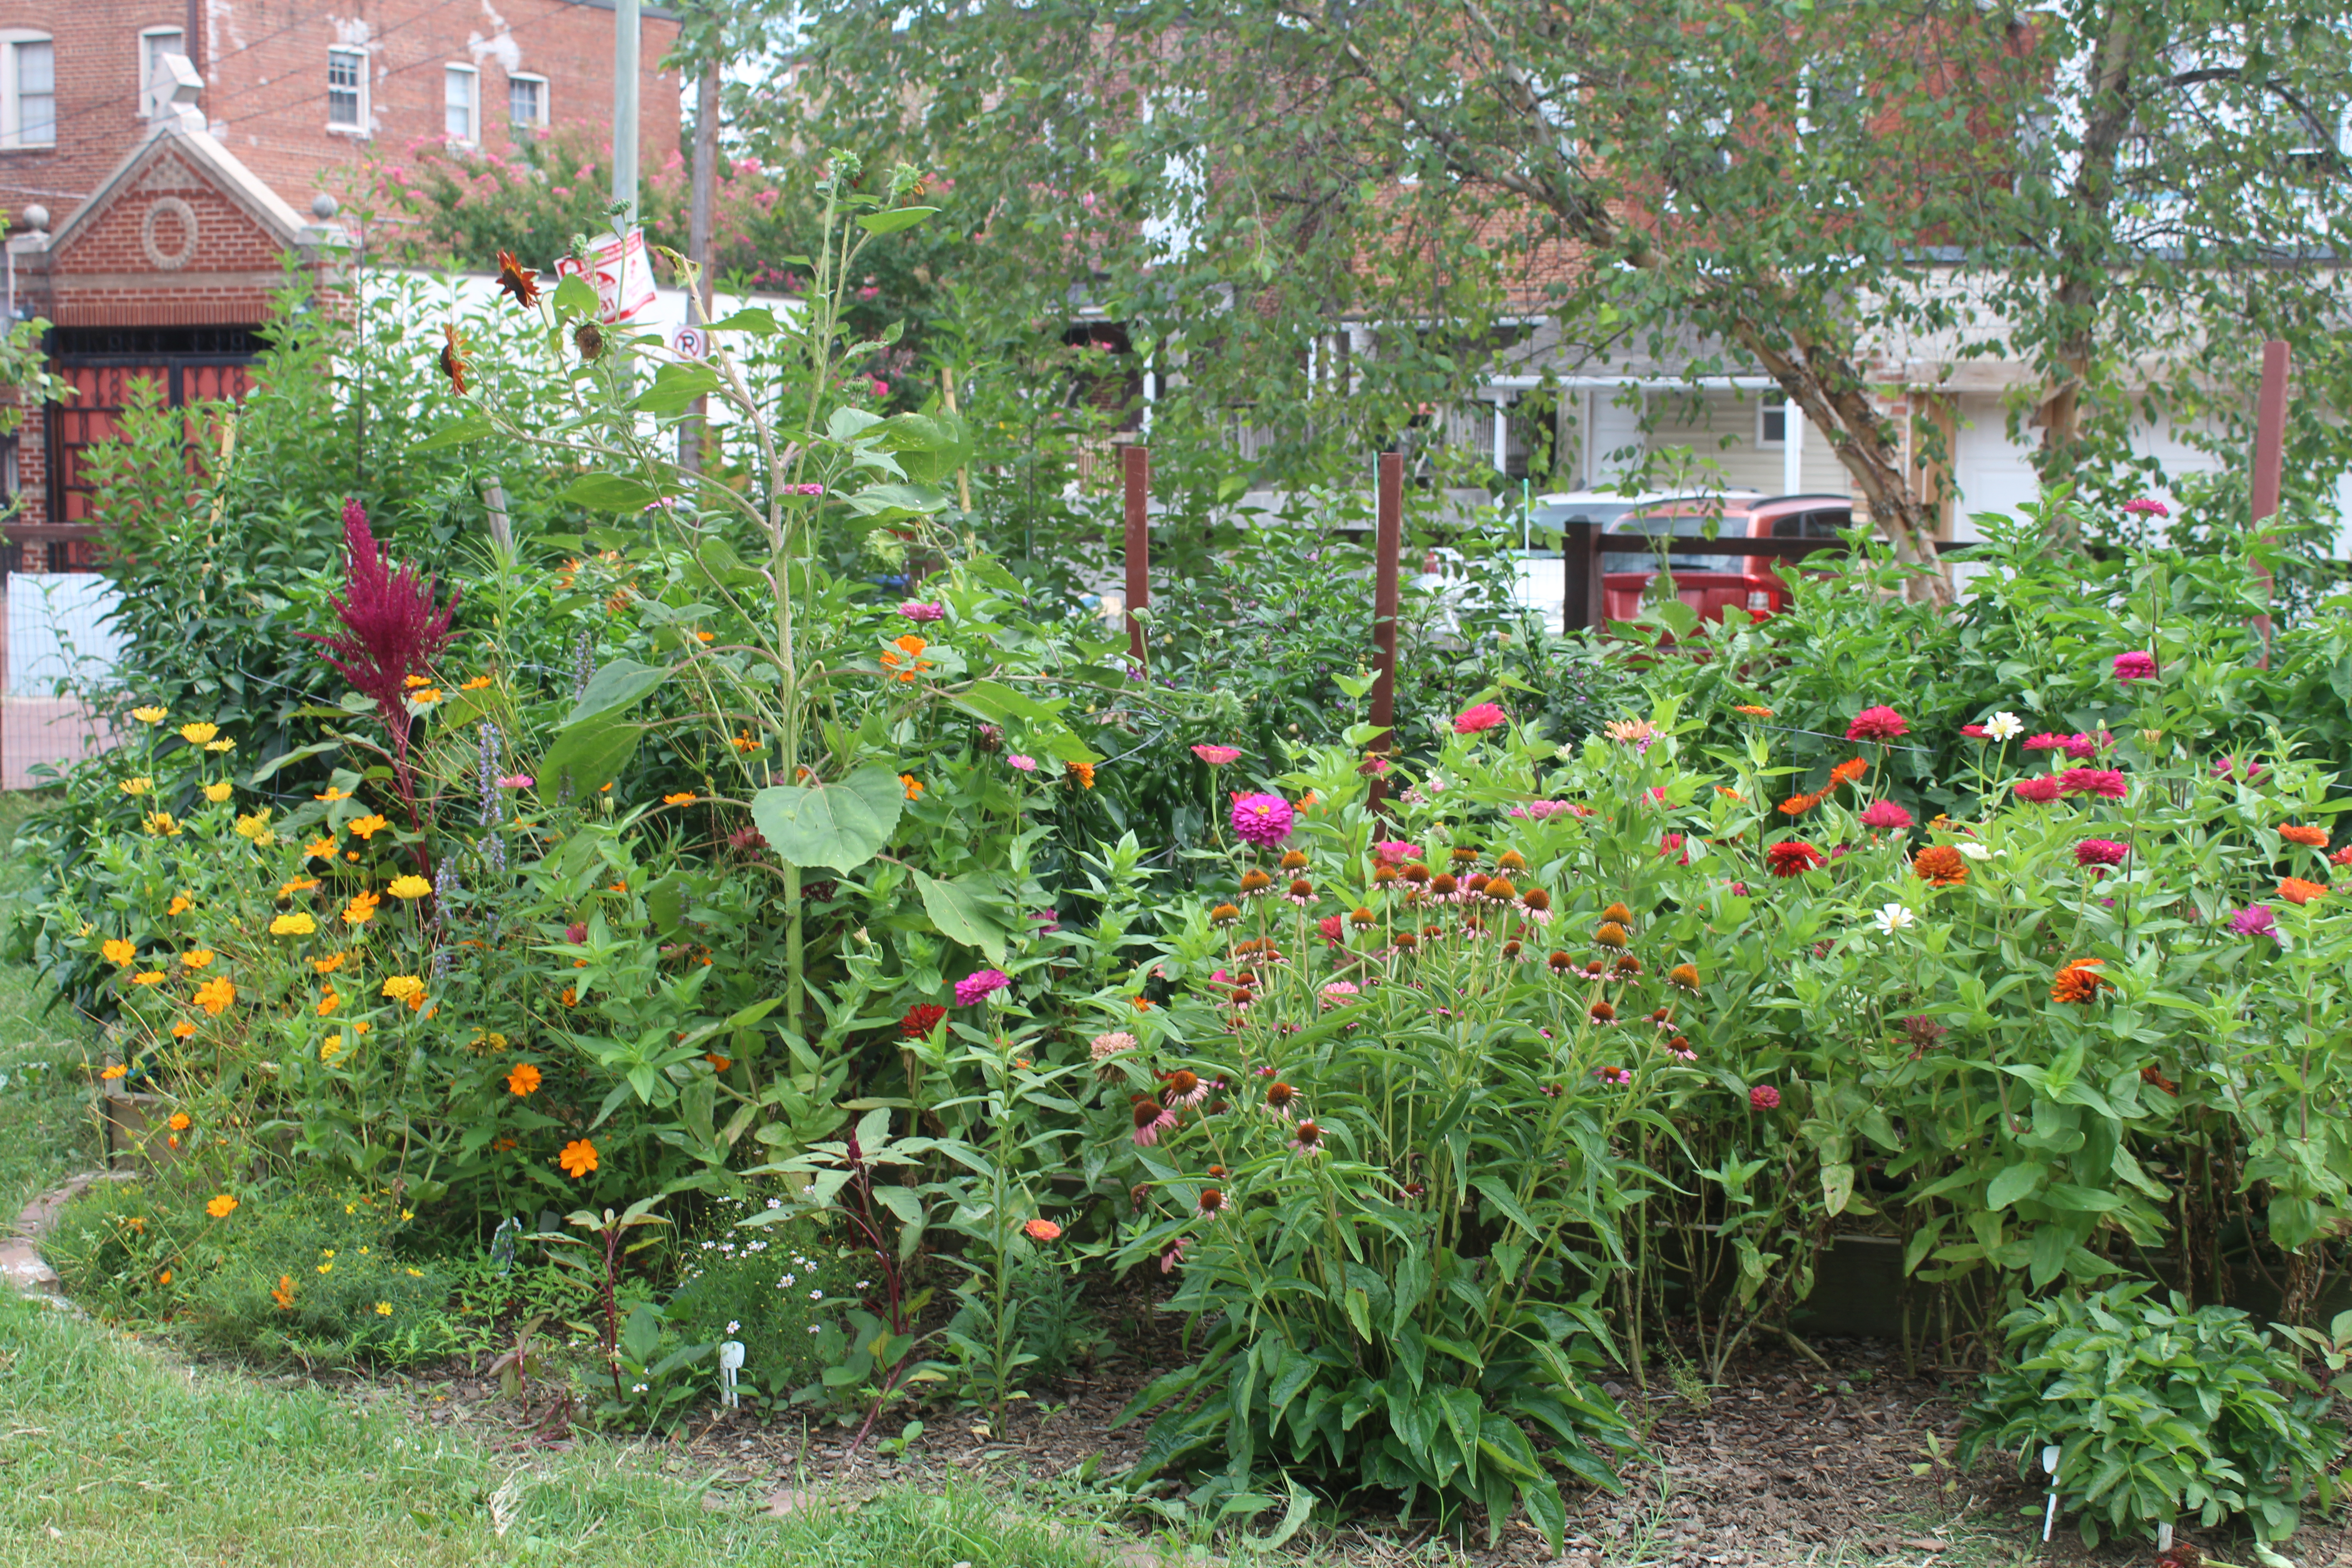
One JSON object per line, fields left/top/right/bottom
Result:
{"left": 2041, "top": 1444, "right": 2063, "bottom": 1542}
{"left": 717, "top": 1340, "right": 745, "bottom": 1408}
{"left": 2159, "top": 1524, "right": 2174, "bottom": 1553}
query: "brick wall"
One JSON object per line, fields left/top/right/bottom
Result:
{"left": 0, "top": 0, "right": 680, "bottom": 234}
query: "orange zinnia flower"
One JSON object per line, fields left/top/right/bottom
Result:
{"left": 1024, "top": 1218, "right": 1062, "bottom": 1242}
{"left": 1913, "top": 846, "right": 1969, "bottom": 887}
{"left": 2279, "top": 825, "right": 2329, "bottom": 848}
{"left": 2278, "top": 877, "right": 2327, "bottom": 906}
{"left": 1778, "top": 793, "right": 1817, "bottom": 816}
{"left": 1828, "top": 757, "right": 1869, "bottom": 789}
{"left": 1067, "top": 760, "right": 1095, "bottom": 789}
{"left": 557, "top": 1139, "right": 599, "bottom": 1178}
{"left": 2051, "top": 958, "right": 2110, "bottom": 1005}
{"left": 1732, "top": 704, "right": 1775, "bottom": 718}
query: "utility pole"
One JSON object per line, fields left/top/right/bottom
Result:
{"left": 613, "top": 0, "right": 641, "bottom": 228}
{"left": 681, "top": 53, "right": 718, "bottom": 475}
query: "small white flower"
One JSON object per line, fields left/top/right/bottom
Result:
{"left": 1956, "top": 842, "right": 1997, "bottom": 862}
{"left": 779, "top": 1272, "right": 796, "bottom": 1287}
{"left": 807, "top": 1324, "right": 821, "bottom": 1334}
{"left": 1555, "top": 743, "right": 1578, "bottom": 761}
{"left": 855, "top": 1280, "right": 869, "bottom": 1290}
{"left": 1984, "top": 711, "right": 2024, "bottom": 742}
{"left": 809, "top": 1289, "right": 823, "bottom": 1299}
{"left": 1872, "top": 902, "right": 1916, "bottom": 936}
{"left": 632, "top": 1382, "right": 649, "bottom": 1393}
{"left": 764, "top": 1197, "right": 783, "bottom": 1209}
{"left": 727, "top": 1320, "right": 740, "bottom": 1333}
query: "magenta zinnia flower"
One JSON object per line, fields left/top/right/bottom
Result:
{"left": 2112, "top": 651, "right": 2157, "bottom": 681}
{"left": 2214, "top": 756, "right": 2267, "bottom": 784}
{"left": 1372, "top": 839, "right": 1419, "bottom": 865}
{"left": 2058, "top": 767, "right": 2127, "bottom": 800}
{"left": 1508, "top": 800, "right": 1575, "bottom": 820}
{"left": 1191, "top": 744, "right": 1241, "bottom": 766}
{"left": 2228, "top": 905, "right": 2280, "bottom": 942}
{"left": 1230, "top": 793, "right": 1295, "bottom": 848}
{"left": 2013, "top": 776, "right": 2062, "bottom": 804}
{"left": 898, "top": 600, "right": 946, "bottom": 622}
{"left": 2075, "top": 838, "right": 2129, "bottom": 867}
{"left": 1846, "top": 706, "right": 1908, "bottom": 742}
{"left": 1749, "top": 1084, "right": 1781, "bottom": 1111}
{"left": 2122, "top": 497, "right": 2170, "bottom": 518}
{"left": 1452, "top": 702, "right": 1508, "bottom": 735}
{"left": 1007, "top": 754, "right": 1038, "bottom": 772}
{"left": 1859, "top": 800, "right": 1913, "bottom": 831}
{"left": 953, "top": 968, "right": 1010, "bottom": 1007}
{"left": 2023, "top": 733, "right": 2065, "bottom": 752}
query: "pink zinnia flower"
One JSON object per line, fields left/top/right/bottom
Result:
{"left": 2075, "top": 838, "right": 2129, "bottom": 867}
{"left": 1859, "top": 800, "right": 1913, "bottom": 831}
{"left": 2013, "top": 776, "right": 2063, "bottom": 804}
{"left": 497, "top": 774, "right": 534, "bottom": 789}
{"left": 2112, "top": 651, "right": 2157, "bottom": 681}
{"left": 1319, "top": 980, "right": 1360, "bottom": 1009}
{"left": 953, "top": 968, "right": 1011, "bottom": 1007}
{"left": 1318, "top": 913, "right": 1344, "bottom": 944}
{"left": 1508, "top": 800, "right": 1576, "bottom": 820}
{"left": 2215, "top": 756, "right": 2267, "bottom": 784}
{"left": 898, "top": 600, "right": 946, "bottom": 622}
{"left": 2058, "top": 767, "right": 2127, "bottom": 800}
{"left": 2023, "top": 733, "right": 2065, "bottom": 752}
{"left": 1453, "top": 702, "right": 1508, "bottom": 735}
{"left": 1007, "top": 754, "right": 1038, "bottom": 772}
{"left": 1230, "top": 793, "right": 1295, "bottom": 848}
{"left": 1373, "top": 839, "right": 1419, "bottom": 866}
{"left": 2122, "top": 497, "right": 2170, "bottom": 518}
{"left": 1846, "top": 706, "right": 1908, "bottom": 742}
{"left": 2063, "top": 733, "right": 2104, "bottom": 760}
{"left": 1749, "top": 1084, "right": 1781, "bottom": 1111}
{"left": 1960, "top": 724, "right": 1989, "bottom": 740}
{"left": 1191, "top": 744, "right": 1241, "bottom": 766}
{"left": 2229, "top": 905, "right": 2280, "bottom": 942}
{"left": 1660, "top": 833, "right": 1690, "bottom": 865}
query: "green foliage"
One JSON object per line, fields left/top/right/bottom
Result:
{"left": 666, "top": 1204, "right": 862, "bottom": 1405}
{"left": 46, "top": 1176, "right": 458, "bottom": 1369}
{"left": 1958, "top": 1282, "right": 2343, "bottom": 1546}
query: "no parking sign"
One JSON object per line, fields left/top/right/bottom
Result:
{"left": 671, "top": 323, "right": 710, "bottom": 359}
{"left": 553, "top": 228, "right": 658, "bottom": 324}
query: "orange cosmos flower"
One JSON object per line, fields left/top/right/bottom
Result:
{"left": 193, "top": 977, "right": 237, "bottom": 1016}
{"left": 557, "top": 1139, "right": 598, "bottom": 1178}
{"left": 102, "top": 938, "right": 136, "bottom": 966}
{"left": 313, "top": 953, "right": 346, "bottom": 974}
{"left": 662, "top": 792, "right": 696, "bottom": 806}
{"left": 506, "top": 1063, "right": 542, "bottom": 1096}
{"left": 170, "top": 1022, "right": 196, "bottom": 1040}
{"left": 343, "top": 890, "right": 382, "bottom": 926}
{"left": 348, "top": 814, "right": 390, "bottom": 839}
{"left": 206, "top": 1193, "right": 239, "bottom": 1218}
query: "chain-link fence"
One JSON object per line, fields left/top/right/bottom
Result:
{"left": 3, "top": 571, "right": 125, "bottom": 788}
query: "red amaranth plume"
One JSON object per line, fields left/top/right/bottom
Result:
{"left": 300, "top": 498, "right": 460, "bottom": 817}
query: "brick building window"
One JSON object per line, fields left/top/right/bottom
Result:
{"left": 0, "top": 31, "right": 54, "bottom": 148}
{"left": 328, "top": 47, "right": 365, "bottom": 131}
{"left": 139, "top": 28, "right": 184, "bottom": 119}
{"left": 509, "top": 73, "right": 546, "bottom": 129}
{"left": 444, "top": 64, "right": 478, "bottom": 144}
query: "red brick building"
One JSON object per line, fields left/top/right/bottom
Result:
{"left": 0, "top": 0, "right": 679, "bottom": 544}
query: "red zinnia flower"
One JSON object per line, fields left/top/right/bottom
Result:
{"left": 2058, "top": 767, "right": 2127, "bottom": 800}
{"left": 1846, "top": 706, "right": 1908, "bottom": 742}
{"left": 900, "top": 1002, "right": 949, "bottom": 1039}
{"left": 1766, "top": 841, "right": 1827, "bottom": 877}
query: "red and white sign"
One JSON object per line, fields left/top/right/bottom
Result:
{"left": 554, "top": 228, "right": 658, "bottom": 324}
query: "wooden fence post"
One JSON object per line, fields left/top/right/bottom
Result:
{"left": 2249, "top": 340, "right": 2288, "bottom": 670}
{"left": 1121, "top": 444, "right": 1150, "bottom": 665}
{"left": 1560, "top": 520, "right": 1604, "bottom": 633}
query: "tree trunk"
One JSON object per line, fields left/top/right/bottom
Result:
{"left": 2038, "top": 0, "right": 2142, "bottom": 484}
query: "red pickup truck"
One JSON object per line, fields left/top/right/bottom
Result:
{"left": 1603, "top": 492, "right": 1856, "bottom": 624}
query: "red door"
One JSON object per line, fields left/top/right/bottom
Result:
{"left": 44, "top": 327, "right": 258, "bottom": 550}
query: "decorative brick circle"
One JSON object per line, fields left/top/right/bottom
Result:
{"left": 140, "top": 196, "right": 199, "bottom": 270}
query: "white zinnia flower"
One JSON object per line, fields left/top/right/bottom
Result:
{"left": 1984, "top": 711, "right": 2024, "bottom": 741}
{"left": 1956, "top": 842, "right": 1997, "bottom": 862}
{"left": 1872, "top": 903, "right": 1916, "bottom": 935}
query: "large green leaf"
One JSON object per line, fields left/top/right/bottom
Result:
{"left": 749, "top": 766, "right": 903, "bottom": 873}
{"left": 536, "top": 716, "right": 644, "bottom": 803}
{"left": 413, "top": 409, "right": 494, "bottom": 451}
{"left": 564, "top": 657, "right": 671, "bottom": 728}
{"left": 561, "top": 472, "right": 662, "bottom": 512}
{"left": 1987, "top": 1161, "right": 2048, "bottom": 1210}
{"left": 856, "top": 206, "right": 940, "bottom": 234}
{"left": 912, "top": 869, "right": 1015, "bottom": 962}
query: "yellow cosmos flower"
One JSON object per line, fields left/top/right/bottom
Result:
{"left": 100, "top": 1063, "right": 129, "bottom": 1080}
{"left": 131, "top": 970, "right": 166, "bottom": 986}
{"left": 182, "top": 949, "right": 215, "bottom": 969}
{"left": 178, "top": 722, "right": 219, "bottom": 745}
{"left": 102, "top": 938, "right": 136, "bottom": 965}
{"left": 461, "top": 676, "right": 494, "bottom": 691}
{"left": 411, "top": 688, "right": 442, "bottom": 705}
{"left": 386, "top": 875, "right": 432, "bottom": 900}
{"left": 348, "top": 814, "right": 390, "bottom": 839}
{"left": 375, "top": 1301, "right": 392, "bottom": 1316}
{"left": 270, "top": 912, "right": 317, "bottom": 936}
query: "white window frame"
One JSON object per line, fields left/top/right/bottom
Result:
{"left": 443, "top": 62, "right": 479, "bottom": 145}
{"left": 507, "top": 71, "right": 547, "bottom": 129}
{"left": 327, "top": 46, "right": 367, "bottom": 134}
{"left": 138, "top": 27, "right": 185, "bottom": 120}
{"left": 1758, "top": 401, "right": 1789, "bottom": 450}
{"left": 0, "top": 30, "right": 55, "bottom": 150}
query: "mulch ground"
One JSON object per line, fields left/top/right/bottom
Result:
{"left": 369, "top": 1267, "right": 2352, "bottom": 1568}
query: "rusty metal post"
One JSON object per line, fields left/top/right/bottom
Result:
{"left": 1369, "top": 451, "right": 1404, "bottom": 747}
{"left": 2250, "top": 340, "right": 2288, "bottom": 668}
{"left": 1121, "top": 444, "right": 1150, "bottom": 665}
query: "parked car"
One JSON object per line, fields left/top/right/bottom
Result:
{"left": 1503, "top": 490, "right": 1678, "bottom": 635}
{"left": 1603, "top": 492, "right": 1856, "bottom": 625}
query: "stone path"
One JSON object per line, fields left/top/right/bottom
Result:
{"left": 0, "top": 1172, "right": 119, "bottom": 1304}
